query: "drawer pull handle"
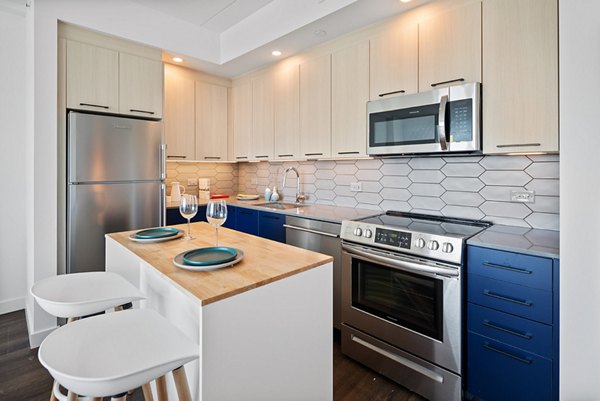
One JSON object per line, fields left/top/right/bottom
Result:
{"left": 262, "top": 215, "right": 280, "bottom": 220}
{"left": 80, "top": 102, "right": 109, "bottom": 109}
{"left": 378, "top": 89, "right": 405, "bottom": 97}
{"left": 337, "top": 151, "right": 360, "bottom": 155}
{"left": 431, "top": 78, "right": 465, "bottom": 87}
{"left": 278, "top": 154, "right": 294, "bottom": 158}
{"left": 483, "top": 261, "right": 532, "bottom": 275}
{"left": 483, "top": 342, "right": 532, "bottom": 365}
{"left": 483, "top": 290, "right": 532, "bottom": 307}
{"left": 130, "top": 109, "right": 155, "bottom": 115}
{"left": 482, "top": 320, "right": 533, "bottom": 340}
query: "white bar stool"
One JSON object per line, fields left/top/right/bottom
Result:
{"left": 31, "top": 272, "right": 146, "bottom": 400}
{"left": 38, "top": 308, "right": 199, "bottom": 401}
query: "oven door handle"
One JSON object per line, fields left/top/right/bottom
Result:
{"left": 343, "top": 244, "right": 459, "bottom": 278}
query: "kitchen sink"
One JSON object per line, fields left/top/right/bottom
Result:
{"left": 253, "top": 202, "right": 309, "bottom": 210}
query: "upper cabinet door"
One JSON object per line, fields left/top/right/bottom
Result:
{"left": 66, "top": 40, "right": 119, "bottom": 113}
{"left": 232, "top": 78, "right": 253, "bottom": 162}
{"left": 119, "top": 53, "right": 164, "bottom": 118}
{"left": 482, "top": 0, "right": 558, "bottom": 154}
{"left": 273, "top": 62, "right": 300, "bottom": 160}
{"left": 164, "top": 64, "right": 195, "bottom": 161}
{"left": 300, "top": 54, "right": 331, "bottom": 158}
{"left": 252, "top": 71, "right": 274, "bottom": 160}
{"left": 369, "top": 23, "right": 418, "bottom": 100}
{"left": 419, "top": 1, "right": 482, "bottom": 90}
{"left": 332, "top": 41, "right": 369, "bottom": 158}
{"left": 195, "top": 81, "right": 228, "bottom": 161}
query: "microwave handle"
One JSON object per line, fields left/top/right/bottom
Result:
{"left": 438, "top": 95, "right": 448, "bottom": 151}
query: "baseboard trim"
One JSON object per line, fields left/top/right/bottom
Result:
{"left": 0, "top": 296, "right": 25, "bottom": 315}
{"left": 26, "top": 321, "right": 56, "bottom": 349}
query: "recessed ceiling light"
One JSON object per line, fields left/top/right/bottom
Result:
{"left": 272, "top": 50, "right": 282, "bottom": 56}
{"left": 399, "top": 0, "right": 412, "bottom": 3}
{"left": 172, "top": 57, "right": 183, "bottom": 63}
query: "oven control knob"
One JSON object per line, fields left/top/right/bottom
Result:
{"left": 353, "top": 227, "right": 363, "bottom": 237}
{"left": 415, "top": 238, "right": 426, "bottom": 248}
{"left": 428, "top": 240, "right": 440, "bottom": 251}
{"left": 363, "top": 229, "right": 372, "bottom": 238}
{"left": 442, "top": 242, "right": 454, "bottom": 253}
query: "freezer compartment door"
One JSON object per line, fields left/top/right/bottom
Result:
{"left": 67, "top": 182, "right": 163, "bottom": 273}
{"left": 68, "top": 112, "right": 163, "bottom": 182}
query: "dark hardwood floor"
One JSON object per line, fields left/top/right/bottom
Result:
{"left": 0, "top": 310, "right": 425, "bottom": 401}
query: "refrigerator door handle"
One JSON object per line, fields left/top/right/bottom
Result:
{"left": 160, "top": 144, "right": 167, "bottom": 181}
{"left": 160, "top": 183, "right": 166, "bottom": 227}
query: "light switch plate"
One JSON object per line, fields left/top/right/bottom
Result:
{"left": 187, "top": 178, "right": 197, "bottom": 186}
{"left": 350, "top": 182, "right": 362, "bottom": 192}
{"left": 511, "top": 190, "right": 535, "bottom": 203}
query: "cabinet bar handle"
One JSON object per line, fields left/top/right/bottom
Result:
{"left": 80, "top": 102, "right": 109, "bottom": 109}
{"left": 167, "top": 155, "right": 187, "bottom": 159}
{"left": 483, "top": 290, "right": 532, "bottom": 307}
{"left": 263, "top": 215, "right": 280, "bottom": 220}
{"left": 255, "top": 155, "right": 269, "bottom": 158}
{"left": 482, "top": 320, "right": 533, "bottom": 340}
{"left": 305, "top": 152, "right": 323, "bottom": 156}
{"left": 482, "top": 261, "right": 532, "bottom": 275}
{"left": 378, "top": 89, "right": 405, "bottom": 97}
{"left": 483, "top": 342, "right": 532, "bottom": 365}
{"left": 496, "top": 143, "right": 541, "bottom": 148}
{"left": 431, "top": 78, "right": 465, "bottom": 87}
{"left": 204, "top": 157, "right": 221, "bottom": 160}
{"left": 240, "top": 211, "right": 254, "bottom": 215}
{"left": 278, "top": 154, "right": 294, "bottom": 158}
{"left": 130, "top": 109, "right": 155, "bottom": 115}
{"left": 337, "top": 151, "right": 360, "bottom": 155}
{"left": 236, "top": 156, "right": 248, "bottom": 159}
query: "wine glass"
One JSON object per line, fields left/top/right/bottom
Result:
{"left": 206, "top": 199, "right": 227, "bottom": 246}
{"left": 179, "top": 194, "right": 198, "bottom": 240}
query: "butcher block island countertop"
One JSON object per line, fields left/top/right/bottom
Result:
{"left": 106, "top": 222, "right": 332, "bottom": 305}
{"left": 105, "top": 222, "right": 333, "bottom": 401}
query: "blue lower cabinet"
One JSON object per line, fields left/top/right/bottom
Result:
{"left": 223, "top": 205, "right": 236, "bottom": 229}
{"left": 166, "top": 206, "right": 207, "bottom": 226}
{"left": 258, "top": 211, "right": 286, "bottom": 243}
{"left": 235, "top": 207, "right": 259, "bottom": 235}
{"left": 467, "top": 332, "right": 553, "bottom": 401}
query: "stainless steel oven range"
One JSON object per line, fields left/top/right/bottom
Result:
{"left": 340, "top": 211, "right": 490, "bottom": 401}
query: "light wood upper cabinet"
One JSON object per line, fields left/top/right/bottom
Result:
{"left": 232, "top": 78, "right": 253, "bottom": 161}
{"left": 419, "top": 1, "right": 482, "bottom": 90}
{"left": 369, "top": 23, "right": 418, "bottom": 100}
{"left": 195, "top": 81, "right": 228, "bottom": 161}
{"left": 252, "top": 71, "right": 274, "bottom": 160}
{"left": 332, "top": 41, "right": 369, "bottom": 158}
{"left": 119, "top": 53, "right": 163, "bottom": 118}
{"left": 164, "top": 64, "right": 195, "bottom": 161}
{"left": 300, "top": 54, "right": 331, "bottom": 158}
{"left": 66, "top": 40, "right": 119, "bottom": 113}
{"left": 273, "top": 63, "right": 300, "bottom": 160}
{"left": 482, "top": 0, "right": 558, "bottom": 153}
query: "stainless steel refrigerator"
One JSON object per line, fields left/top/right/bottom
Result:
{"left": 67, "top": 111, "right": 165, "bottom": 273}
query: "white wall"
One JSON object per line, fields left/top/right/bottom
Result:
{"left": 559, "top": 1, "right": 600, "bottom": 399}
{"left": 0, "top": 2, "right": 26, "bottom": 314}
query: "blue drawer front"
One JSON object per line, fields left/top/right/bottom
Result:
{"left": 166, "top": 206, "right": 207, "bottom": 225}
{"left": 468, "top": 303, "right": 553, "bottom": 358}
{"left": 468, "top": 274, "right": 553, "bottom": 324}
{"left": 468, "top": 332, "right": 552, "bottom": 401}
{"left": 258, "top": 211, "right": 286, "bottom": 243}
{"left": 235, "top": 207, "right": 258, "bottom": 235}
{"left": 468, "top": 246, "right": 552, "bottom": 291}
{"left": 222, "top": 205, "right": 236, "bottom": 229}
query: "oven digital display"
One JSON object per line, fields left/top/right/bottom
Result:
{"left": 375, "top": 228, "right": 411, "bottom": 249}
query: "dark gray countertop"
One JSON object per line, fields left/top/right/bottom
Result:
{"left": 467, "top": 224, "right": 559, "bottom": 259}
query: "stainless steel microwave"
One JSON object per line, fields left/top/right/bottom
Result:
{"left": 367, "top": 82, "right": 481, "bottom": 156}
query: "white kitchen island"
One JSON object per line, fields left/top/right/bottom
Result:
{"left": 105, "top": 222, "right": 333, "bottom": 401}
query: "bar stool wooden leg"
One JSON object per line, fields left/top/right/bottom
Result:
{"left": 172, "top": 366, "right": 192, "bottom": 401}
{"left": 90, "top": 398, "right": 102, "bottom": 401}
{"left": 155, "top": 375, "right": 168, "bottom": 401}
{"left": 111, "top": 395, "right": 127, "bottom": 401}
{"left": 67, "top": 391, "right": 78, "bottom": 401}
{"left": 142, "top": 383, "right": 155, "bottom": 401}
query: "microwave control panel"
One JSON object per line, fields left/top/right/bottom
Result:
{"left": 449, "top": 99, "right": 473, "bottom": 143}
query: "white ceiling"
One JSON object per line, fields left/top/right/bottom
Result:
{"left": 142, "top": 0, "right": 429, "bottom": 77}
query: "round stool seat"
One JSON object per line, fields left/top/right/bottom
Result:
{"left": 31, "top": 272, "right": 145, "bottom": 318}
{"left": 39, "top": 308, "right": 198, "bottom": 398}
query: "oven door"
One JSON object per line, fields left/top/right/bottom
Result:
{"left": 341, "top": 242, "right": 462, "bottom": 374}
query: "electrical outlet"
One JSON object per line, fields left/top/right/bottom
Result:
{"left": 350, "top": 182, "right": 362, "bottom": 192}
{"left": 511, "top": 190, "right": 535, "bottom": 203}
{"left": 187, "top": 178, "right": 197, "bottom": 186}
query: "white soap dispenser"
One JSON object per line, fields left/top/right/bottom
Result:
{"left": 271, "top": 186, "right": 280, "bottom": 202}
{"left": 264, "top": 187, "right": 272, "bottom": 202}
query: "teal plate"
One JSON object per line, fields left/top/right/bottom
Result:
{"left": 182, "top": 247, "right": 238, "bottom": 266}
{"left": 135, "top": 227, "right": 180, "bottom": 239}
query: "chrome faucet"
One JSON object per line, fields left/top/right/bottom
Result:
{"left": 282, "top": 167, "right": 305, "bottom": 203}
